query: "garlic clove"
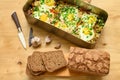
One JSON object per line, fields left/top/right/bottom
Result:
{"left": 31, "top": 36, "right": 41, "bottom": 48}
{"left": 54, "top": 43, "right": 61, "bottom": 49}
{"left": 45, "top": 35, "right": 52, "bottom": 44}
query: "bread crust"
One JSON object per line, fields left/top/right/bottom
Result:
{"left": 68, "top": 47, "right": 110, "bottom": 76}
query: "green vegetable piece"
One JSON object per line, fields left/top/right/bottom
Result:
{"left": 33, "top": 6, "right": 39, "bottom": 11}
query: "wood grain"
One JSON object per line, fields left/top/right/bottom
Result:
{"left": 0, "top": 0, "right": 120, "bottom": 80}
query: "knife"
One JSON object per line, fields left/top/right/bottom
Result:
{"left": 29, "top": 27, "right": 34, "bottom": 47}
{"left": 11, "top": 12, "right": 26, "bottom": 49}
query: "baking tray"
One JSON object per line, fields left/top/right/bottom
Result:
{"left": 23, "top": 0, "right": 108, "bottom": 48}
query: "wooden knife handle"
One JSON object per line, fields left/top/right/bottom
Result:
{"left": 11, "top": 12, "right": 22, "bottom": 31}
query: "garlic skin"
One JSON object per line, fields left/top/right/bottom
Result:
{"left": 31, "top": 36, "right": 41, "bottom": 48}
{"left": 54, "top": 43, "right": 61, "bottom": 49}
{"left": 45, "top": 35, "right": 52, "bottom": 44}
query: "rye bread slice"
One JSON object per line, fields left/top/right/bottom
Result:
{"left": 27, "top": 51, "right": 46, "bottom": 74}
{"left": 26, "top": 64, "right": 43, "bottom": 76}
{"left": 42, "top": 50, "right": 67, "bottom": 72}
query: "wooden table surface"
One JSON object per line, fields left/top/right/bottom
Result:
{"left": 0, "top": 0, "right": 120, "bottom": 80}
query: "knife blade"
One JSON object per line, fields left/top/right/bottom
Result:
{"left": 29, "top": 27, "right": 34, "bottom": 47}
{"left": 11, "top": 12, "right": 26, "bottom": 49}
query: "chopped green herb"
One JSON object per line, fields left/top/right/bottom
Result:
{"left": 33, "top": 6, "right": 39, "bottom": 11}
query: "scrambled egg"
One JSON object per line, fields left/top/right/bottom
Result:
{"left": 68, "top": 14, "right": 74, "bottom": 21}
{"left": 33, "top": 11, "right": 39, "bottom": 19}
{"left": 45, "top": 0, "right": 55, "bottom": 6}
{"left": 39, "top": 14, "right": 48, "bottom": 22}
{"left": 83, "top": 27, "right": 91, "bottom": 35}
{"left": 34, "top": 1, "right": 40, "bottom": 6}
{"left": 81, "top": 13, "right": 97, "bottom": 27}
{"left": 79, "top": 25, "right": 95, "bottom": 41}
{"left": 54, "top": 22, "right": 61, "bottom": 27}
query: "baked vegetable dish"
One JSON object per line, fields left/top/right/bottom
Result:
{"left": 27, "top": 0, "right": 105, "bottom": 43}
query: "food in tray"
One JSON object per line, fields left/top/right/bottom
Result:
{"left": 68, "top": 47, "right": 110, "bottom": 76}
{"left": 26, "top": 50, "right": 67, "bottom": 76}
{"left": 28, "top": 0, "right": 105, "bottom": 43}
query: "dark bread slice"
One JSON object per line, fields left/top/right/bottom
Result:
{"left": 26, "top": 64, "right": 43, "bottom": 76}
{"left": 42, "top": 50, "right": 67, "bottom": 72}
{"left": 68, "top": 47, "right": 110, "bottom": 76}
{"left": 27, "top": 51, "right": 46, "bottom": 75}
